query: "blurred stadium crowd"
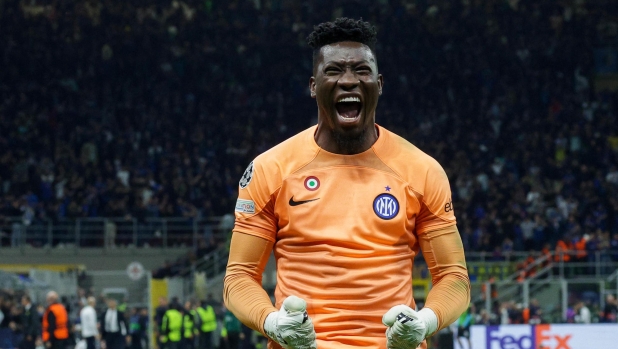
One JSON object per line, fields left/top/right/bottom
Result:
{"left": 0, "top": 285, "right": 259, "bottom": 349}
{"left": 1, "top": 0, "right": 618, "bottom": 258}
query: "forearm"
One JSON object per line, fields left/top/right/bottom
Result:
{"left": 419, "top": 226, "right": 471, "bottom": 331}
{"left": 424, "top": 272, "right": 470, "bottom": 330}
{"left": 223, "top": 274, "right": 278, "bottom": 334}
{"left": 223, "top": 232, "right": 278, "bottom": 335}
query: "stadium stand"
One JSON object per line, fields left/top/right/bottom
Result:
{"left": 1, "top": 0, "right": 618, "bottom": 346}
{"left": 1, "top": 0, "right": 617, "bottom": 255}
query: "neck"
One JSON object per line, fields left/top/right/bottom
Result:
{"left": 314, "top": 124, "right": 378, "bottom": 155}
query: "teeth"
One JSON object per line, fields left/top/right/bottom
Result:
{"left": 337, "top": 96, "right": 361, "bottom": 103}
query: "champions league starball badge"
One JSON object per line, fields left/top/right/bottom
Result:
{"left": 239, "top": 161, "right": 254, "bottom": 189}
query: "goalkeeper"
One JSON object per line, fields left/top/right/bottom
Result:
{"left": 224, "top": 17, "right": 470, "bottom": 349}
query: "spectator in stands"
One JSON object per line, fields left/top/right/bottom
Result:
{"left": 79, "top": 297, "right": 98, "bottom": 349}
{"left": 154, "top": 297, "right": 168, "bottom": 349}
{"left": 475, "top": 309, "right": 492, "bottom": 326}
{"left": 527, "top": 299, "right": 543, "bottom": 325}
{"left": 555, "top": 238, "right": 573, "bottom": 264}
{"left": 0, "top": 294, "right": 10, "bottom": 327}
{"left": 222, "top": 306, "right": 242, "bottom": 349}
{"left": 128, "top": 307, "right": 147, "bottom": 349}
{"left": 565, "top": 305, "right": 577, "bottom": 323}
{"left": 456, "top": 305, "right": 473, "bottom": 349}
{"left": 181, "top": 301, "right": 196, "bottom": 349}
{"left": 0, "top": 0, "right": 617, "bottom": 277}
{"left": 20, "top": 295, "right": 41, "bottom": 349}
{"left": 612, "top": 234, "right": 618, "bottom": 261}
{"left": 602, "top": 294, "right": 618, "bottom": 323}
{"left": 574, "top": 301, "right": 592, "bottom": 324}
{"left": 42, "top": 291, "right": 69, "bottom": 349}
{"left": 160, "top": 303, "right": 183, "bottom": 349}
{"left": 100, "top": 299, "right": 128, "bottom": 349}
{"left": 6, "top": 301, "right": 23, "bottom": 346}
{"left": 196, "top": 299, "right": 217, "bottom": 349}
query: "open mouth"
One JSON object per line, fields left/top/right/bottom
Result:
{"left": 335, "top": 96, "right": 362, "bottom": 123}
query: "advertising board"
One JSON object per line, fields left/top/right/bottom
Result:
{"left": 454, "top": 324, "right": 618, "bottom": 349}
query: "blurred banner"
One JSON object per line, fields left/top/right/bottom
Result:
{"left": 454, "top": 324, "right": 618, "bottom": 349}
{"left": 467, "top": 262, "right": 517, "bottom": 282}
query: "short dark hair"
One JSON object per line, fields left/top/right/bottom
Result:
{"left": 307, "top": 17, "right": 378, "bottom": 71}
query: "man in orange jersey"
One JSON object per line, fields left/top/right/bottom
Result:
{"left": 223, "top": 18, "right": 470, "bottom": 349}
{"left": 42, "top": 291, "right": 69, "bottom": 349}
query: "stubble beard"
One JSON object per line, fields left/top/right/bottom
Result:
{"left": 332, "top": 126, "right": 369, "bottom": 154}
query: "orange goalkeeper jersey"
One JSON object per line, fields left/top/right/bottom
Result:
{"left": 234, "top": 125, "right": 457, "bottom": 348}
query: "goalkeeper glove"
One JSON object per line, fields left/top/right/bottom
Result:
{"left": 264, "top": 295, "right": 317, "bottom": 349}
{"left": 382, "top": 305, "right": 438, "bottom": 349}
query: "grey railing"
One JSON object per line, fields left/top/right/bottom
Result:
{"left": 476, "top": 251, "right": 618, "bottom": 315}
{"left": 0, "top": 216, "right": 230, "bottom": 250}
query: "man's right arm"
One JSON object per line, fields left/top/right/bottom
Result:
{"left": 223, "top": 231, "right": 277, "bottom": 335}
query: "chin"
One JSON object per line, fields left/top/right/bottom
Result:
{"left": 332, "top": 121, "right": 369, "bottom": 146}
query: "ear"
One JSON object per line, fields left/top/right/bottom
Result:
{"left": 309, "top": 77, "right": 316, "bottom": 98}
{"left": 378, "top": 74, "right": 384, "bottom": 95}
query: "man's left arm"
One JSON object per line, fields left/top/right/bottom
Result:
{"left": 383, "top": 160, "right": 469, "bottom": 349}
{"left": 414, "top": 160, "right": 470, "bottom": 330}
{"left": 418, "top": 225, "right": 470, "bottom": 330}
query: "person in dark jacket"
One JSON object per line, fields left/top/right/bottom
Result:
{"left": 19, "top": 295, "right": 40, "bottom": 349}
{"left": 138, "top": 308, "right": 149, "bottom": 349}
{"left": 129, "top": 307, "right": 148, "bottom": 349}
{"left": 100, "top": 299, "right": 129, "bottom": 349}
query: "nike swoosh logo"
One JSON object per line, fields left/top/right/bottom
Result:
{"left": 289, "top": 196, "right": 320, "bottom": 206}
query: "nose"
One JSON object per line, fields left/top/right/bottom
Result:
{"left": 337, "top": 68, "right": 359, "bottom": 90}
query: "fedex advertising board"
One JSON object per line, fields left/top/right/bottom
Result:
{"left": 454, "top": 324, "right": 618, "bottom": 349}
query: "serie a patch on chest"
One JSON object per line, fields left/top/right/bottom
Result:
{"left": 373, "top": 193, "right": 400, "bottom": 220}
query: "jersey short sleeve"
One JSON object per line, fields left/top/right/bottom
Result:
{"left": 233, "top": 159, "right": 278, "bottom": 242}
{"left": 414, "top": 159, "right": 456, "bottom": 234}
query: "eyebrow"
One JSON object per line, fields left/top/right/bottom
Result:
{"left": 323, "top": 59, "right": 374, "bottom": 66}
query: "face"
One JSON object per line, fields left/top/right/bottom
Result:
{"left": 310, "top": 42, "right": 383, "bottom": 140}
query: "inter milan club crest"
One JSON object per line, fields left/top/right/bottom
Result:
{"left": 373, "top": 193, "right": 399, "bottom": 220}
{"left": 304, "top": 176, "right": 320, "bottom": 191}
{"left": 239, "top": 161, "right": 254, "bottom": 189}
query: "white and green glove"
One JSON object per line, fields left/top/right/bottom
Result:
{"left": 264, "top": 296, "right": 317, "bottom": 349}
{"left": 382, "top": 305, "right": 438, "bottom": 349}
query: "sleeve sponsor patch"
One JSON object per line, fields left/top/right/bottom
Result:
{"left": 235, "top": 199, "right": 256, "bottom": 214}
{"left": 239, "top": 161, "right": 254, "bottom": 189}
